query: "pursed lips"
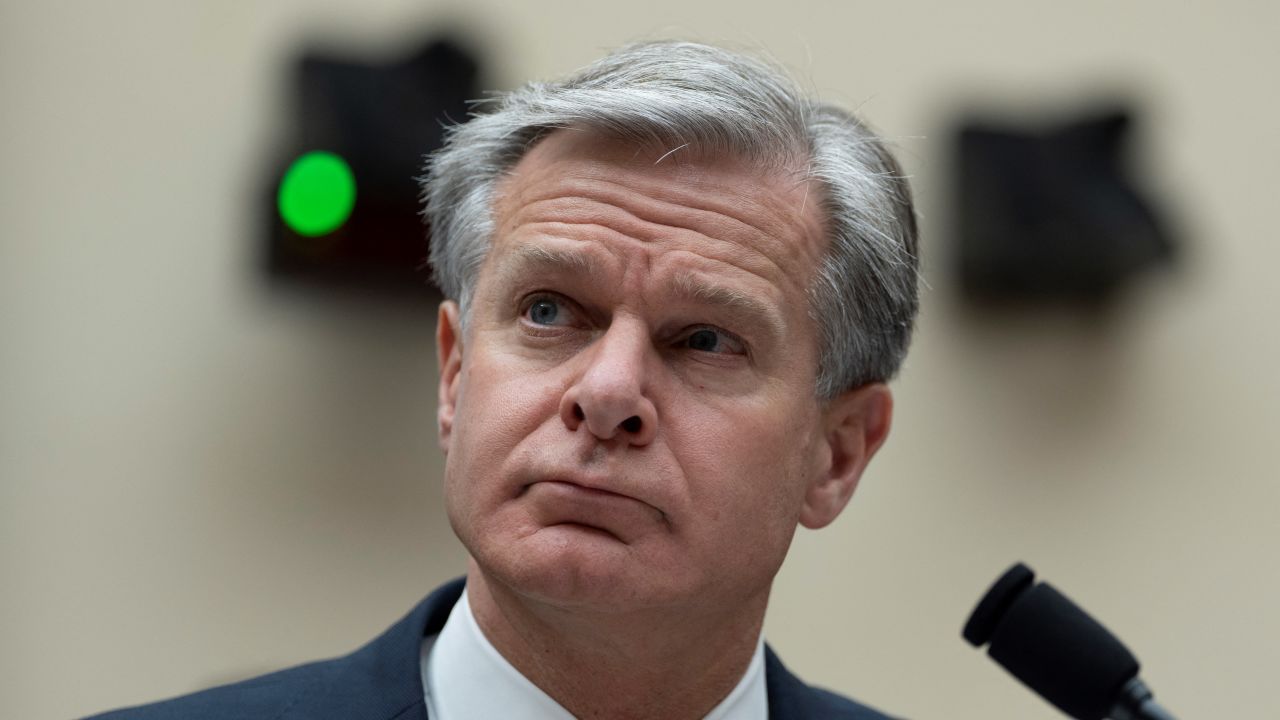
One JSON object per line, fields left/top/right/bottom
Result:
{"left": 521, "top": 479, "right": 669, "bottom": 541}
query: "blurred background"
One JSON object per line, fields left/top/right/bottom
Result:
{"left": 2, "top": 1, "right": 1277, "bottom": 718}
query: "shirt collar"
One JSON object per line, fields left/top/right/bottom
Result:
{"left": 421, "top": 587, "right": 768, "bottom": 720}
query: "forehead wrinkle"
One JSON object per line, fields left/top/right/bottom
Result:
{"left": 513, "top": 189, "right": 814, "bottom": 305}
{"left": 508, "top": 193, "right": 797, "bottom": 300}
{"left": 514, "top": 164, "right": 816, "bottom": 252}
{"left": 491, "top": 134, "right": 827, "bottom": 330}
{"left": 499, "top": 128, "right": 825, "bottom": 263}
{"left": 517, "top": 198, "right": 679, "bottom": 247}
{"left": 556, "top": 173, "right": 805, "bottom": 257}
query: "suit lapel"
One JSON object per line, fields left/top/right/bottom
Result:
{"left": 277, "top": 579, "right": 465, "bottom": 720}
{"left": 765, "top": 645, "right": 813, "bottom": 720}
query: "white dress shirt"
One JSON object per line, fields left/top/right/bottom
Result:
{"left": 420, "top": 588, "right": 768, "bottom": 720}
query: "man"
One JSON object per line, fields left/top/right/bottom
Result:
{"left": 89, "top": 40, "right": 918, "bottom": 720}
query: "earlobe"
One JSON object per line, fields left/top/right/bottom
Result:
{"left": 799, "top": 384, "right": 893, "bottom": 529}
{"left": 436, "top": 301, "right": 464, "bottom": 451}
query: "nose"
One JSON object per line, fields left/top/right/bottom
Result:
{"left": 559, "top": 320, "right": 658, "bottom": 446}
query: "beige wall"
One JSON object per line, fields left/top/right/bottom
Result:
{"left": 3, "top": 1, "right": 1276, "bottom": 718}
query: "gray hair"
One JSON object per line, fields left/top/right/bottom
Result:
{"left": 423, "top": 40, "right": 919, "bottom": 398}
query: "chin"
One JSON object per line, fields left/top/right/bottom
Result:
{"left": 475, "top": 525, "right": 687, "bottom": 611}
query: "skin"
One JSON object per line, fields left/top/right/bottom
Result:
{"left": 435, "top": 129, "right": 893, "bottom": 720}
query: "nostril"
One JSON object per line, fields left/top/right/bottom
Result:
{"left": 573, "top": 404, "right": 585, "bottom": 421}
{"left": 620, "top": 416, "right": 642, "bottom": 434}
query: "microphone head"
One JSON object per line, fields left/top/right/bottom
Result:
{"left": 963, "top": 562, "right": 1035, "bottom": 647}
{"left": 965, "top": 564, "right": 1141, "bottom": 720}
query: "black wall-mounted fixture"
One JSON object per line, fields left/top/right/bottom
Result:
{"left": 954, "top": 107, "right": 1175, "bottom": 304}
{"left": 263, "top": 36, "right": 481, "bottom": 297}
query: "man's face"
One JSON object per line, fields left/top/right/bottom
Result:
{"left": 436, "top": 130, "right": 875, "bottom": 615}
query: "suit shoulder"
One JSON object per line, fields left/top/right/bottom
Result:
{"left": 763, "top": 646, "right": 902, "bottom": 720}
{"left": 802, "top": 684, "right": 901, "bottom": 720}
{"left": 82, "top": 581, "right": 461, "bottom": 720}
{"left": 82, "top": 657, "right": 338, "bottom": 720}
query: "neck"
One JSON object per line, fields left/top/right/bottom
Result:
{"left": 464, "top": 562, "right": 769, "bottom": 720}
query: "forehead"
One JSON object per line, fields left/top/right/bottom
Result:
{"left": 487, "top": 130, "right": 828, "bottom": 291}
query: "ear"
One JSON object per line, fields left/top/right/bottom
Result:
{"left": 436, "top": 301, "right": 464, "bottom": 451}
{"left": 799, "top": 383, "right": 893, "bottom": 529}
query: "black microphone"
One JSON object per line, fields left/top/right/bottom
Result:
{"left": 963, "top": 563, "right": 1178, "bottom": 720}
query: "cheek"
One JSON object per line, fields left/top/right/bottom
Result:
{"left": 669, "top": 415, "right": 810, "bottom": 598}
{"left": 446, "top": 352, "right": 565, "bottom": 493}
{"left": 674, "top": 400, "right": 816, "bottom": 538}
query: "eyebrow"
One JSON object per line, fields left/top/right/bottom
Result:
{"left": 669, "top": 270, "right": 785, "bottom": 340}
{"left": 491, "top": 243, "right": 600, "bottom": 287}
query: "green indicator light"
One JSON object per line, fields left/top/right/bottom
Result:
{"left": 277, "top": 151, "right": 356, "bottom": 237}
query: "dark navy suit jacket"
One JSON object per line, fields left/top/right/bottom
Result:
{"left": 86, "top": 578, "right": 896, "bottom": 720}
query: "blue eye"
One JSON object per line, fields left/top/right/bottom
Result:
{"left": 683, "top": 327, "right": 744, "bottom": 355}
{"left": 687, "top": 329, "right": 721, "bottom": 352}
{"left": 524, "top": 295, "right": 581, "bottom": 328}
{"left": 529, "top": 298, "right": 561, "bottom": 325}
